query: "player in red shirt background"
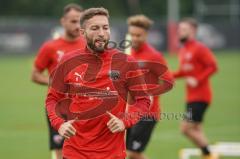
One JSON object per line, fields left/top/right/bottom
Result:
{"left": 126, "top": 15, "right": 173, "bottom": 159}
{"left": 173, "top": 18, "right": 218, "bottom": 159}
{"left": 31, "top": 3, "right": 85, "bottom": 159}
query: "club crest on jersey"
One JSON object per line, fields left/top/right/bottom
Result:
{"left": 56, "top": 50, "right": 65, "bottom": 62}
{"left": 108, "top": 70, "right": 120, "bottom": 80}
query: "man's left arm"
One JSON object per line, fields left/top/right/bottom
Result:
{"left": 154, "top": 53, "right": 175, "bottom": 87}
{"left": 106, "top": 57, "right": 150, "bottom": 133}
{"left": 121, "top": 58, "right": 151, "bottom": 129}
{"left": 195, "top": 46, "right": 218, "bottom": 83}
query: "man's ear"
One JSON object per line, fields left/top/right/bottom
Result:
{"left": 145, "top": 30, "right": 148, "bottom": 36}
{"left": 60, "top": 17, "right": 65, "bottom": 26}
{"left": 143, "top": 31, "right": 148, "bottom": 40}
{"left": 80, "top": 28, "right": 85, "bottom": 36}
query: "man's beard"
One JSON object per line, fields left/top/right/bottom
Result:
{"left": 66, "top": 29, "right": 80, "bottom": 39}
{"left": 132, "top": 41, "right": 142, "bottom": 50}
{"left": 86, "top": 36, "right": 108, "bottom": 54}
{"left": 179, "top": 36, "right": 189, "bottom": 44}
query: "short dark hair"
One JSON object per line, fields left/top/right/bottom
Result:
{"left": 63, "top": 3, "right": 83, "bottom": 16}
{"left": 80, "top": 7, "right": 109, "bottom": 27}
{"left": 127, "top": 14, "right": 153, "bottom": 30}
{"left": 180, "top": 17, "right": 198, "bottom": 29}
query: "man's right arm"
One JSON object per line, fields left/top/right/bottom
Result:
{"left": 172, "top": 65, "right": 186, "bottom": 79}
{"left": 172, "top": 55, "right": 186, "bottom": 79}
{"left": 122, "top": 57, "right": 151, "bottom": 128}
{"left": 31, "top": 42, "right": 52, "bottom": 85}
{"left": 46, "top": 88, "right": 66, "bottom": 130}
{"left": 31, "top": 67, "right": 49, "bottom": 85}
{"left": 45, "top": 88, "right": 76, "bottom": 139}
{"left": 46, "top": 60, "right": 76, "bottom": 139}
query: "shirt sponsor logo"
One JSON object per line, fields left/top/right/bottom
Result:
{"left": 182, "top": 63, "right": 194, "bottom": 72}
{"left": 56, "top": 50, "right": 64, "bottom": 62}
{"left": 185, "top": 52, "right": 192, "bottom": 61}
{"left": 74, "top": 72, "right": 83, "bottom": 82}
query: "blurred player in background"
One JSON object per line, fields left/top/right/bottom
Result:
{"left": 46, "top": 7, "right": 151, "bottom": 159}
{"left": 173, "top": 18, "right": 218, "bottom": 159}
{"left": 126, "top": 15, "right": 173, "bottom": 159}
{"left": 31, "top": 3, "right": 85, "bottom": 159}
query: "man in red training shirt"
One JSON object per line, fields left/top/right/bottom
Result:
{"left": 173, "top": 18, "right": 218, "bottom": 159}
{"left": 46, "top": 7, "right": 173, "bottom": 159}
{"left": 126, "top": 15, "right": 173, "bottom": 159}
{"left": 31, "top": 4, "right": 86, "bottom": 159}
{"left": 46, "top": 7, "right": 155, "bottom": 159}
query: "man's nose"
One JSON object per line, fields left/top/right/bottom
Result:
{"left": 132, "top": 37, "right": 138, "bottom": 42}
{"left": 98, "top": 28, "right": 105, "bottom": 36}
{"left": 74, "top": 22, "right": 80, "bottom": 29}
{"left": 76, "top": 24, "right": 80, "bottom": 29}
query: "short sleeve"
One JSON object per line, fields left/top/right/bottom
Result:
{"left": 34, "top": 42, "right": 53, "bottom": 72}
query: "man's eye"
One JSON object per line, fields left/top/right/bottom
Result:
{"left": 91, "top": 27, "right": 98, "bottom": 30}
{"left": 103, "top": 26, "right": 109, "bottom": 30}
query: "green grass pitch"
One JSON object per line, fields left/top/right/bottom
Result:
{"left": 0, "top": 51, "right": 239, "bottom": 159}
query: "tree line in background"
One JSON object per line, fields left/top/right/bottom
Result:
{"left": 0, "top": 0, "right": 194, "bottom": 18}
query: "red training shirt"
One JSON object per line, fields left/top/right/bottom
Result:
{"left": 173, "top": 39, "right": 218, "bottom": 104}
{"left": 46, "top": 47, "right": 151, "bottom": 159}
{"left": 131, "top": 42, "right": 174, "bottom": 119}
{"left": 34, "top": 37, "right": 86, "bottom": 74}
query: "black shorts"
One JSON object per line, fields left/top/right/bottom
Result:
{"left": 185, "top": 102, "right": 209, "bottom": 123}
{"left": 126, "top": 119, "right": 157, "bottom": 153}
{"left": 45, "top": 111, "right": 64, "bottom": 150}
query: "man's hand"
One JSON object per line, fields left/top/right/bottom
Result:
{"left": 58, "top": 120, "right": 76, "bottom": 139}
{"left": 107, "top": 111, "right": 125, "bottom": 133}
{"left": 186, "top": 76, "right": 198, "bottom": 88}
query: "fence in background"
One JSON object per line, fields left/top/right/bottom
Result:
{"left": 0, "top": 18, "right": 239, "bottom": 55}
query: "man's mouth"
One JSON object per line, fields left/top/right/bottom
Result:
{"left": 95, "top": 39, "right": 106, "bottom": 46}
{"left": 73, "top": 29, "right": 80, "bottom": 34}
